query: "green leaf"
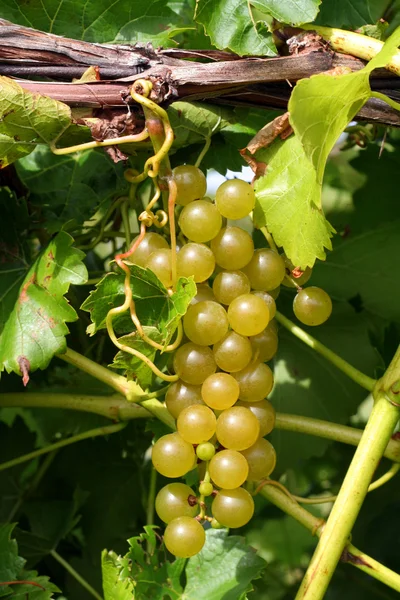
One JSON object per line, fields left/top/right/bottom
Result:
{"left": 168, "top": 102, "right": 232, "bottom": 149}
{"left": 102, "top": 551, "right": 135, "bottom": 600}
{"left": 253, "top": 135, "right": 335, "bottom": 269}
{"left": 0, "top": 524, "right": 25, "bottom": 589}
{"left": 251, "top": 0, "right": 321, "bottom": 25}
{"left": 109, "top": 328, "right": 162, "bottom": 389}
{"left": 184, "top": 528, "right": 266, "bottom": 600}
{"left": 0, "top": 232, "right": 88, "bottom": 382}
{"left": 315, "top": 0, "right": 390, "bottom": 28}
{"left": 195, "top": 0, "right": 278, "bottom": 56}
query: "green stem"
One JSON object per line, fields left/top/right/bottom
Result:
{"left": 50, "top": 549, "right": 103, "bottom": 600}
{"left": 345, "top": 544, "right": 400, "bottom": 593}
{"left": 275, "top": 311, "right": 376, "bottom": 392}
{"left": 121, "top": 198, "right": 131, "bottom": 248}
{"left": 140, "top": 398, "right": 176, "bottom": 429}
{"left": 195, "top": 136, "right": 212, "bottom": 168}
{"left": 260, "top": 225, "right": 279, "bottom": 253}
{"left": 371, "top": 91, "right": 400, "bottom": 113}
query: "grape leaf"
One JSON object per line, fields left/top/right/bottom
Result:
{"left": 315, "top": 0, "right": 390, "bottom": 28}
{"left": 195, "top": 0, "right": 278, "bottom": 56}
{"left": 0, "top": 232, "right": 88, "bottom": 382}
{"left": 109, "top": 328, "right": 163, "bottom": 389}
{"left": 168, "top": 102, "right": 232, "bottom": 150}
{"left": 102, "top": 551, "right": 136, "bottom": 600}
{"left": 251, "top": 0, "right": 321, "bottom": 25}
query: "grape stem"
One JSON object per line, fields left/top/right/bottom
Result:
{"left": 275, "top": 311, "right": 377, "bottom": 392}
{"left": 259, "top": 225, "right": 300, "bottom": 288}
{"left": 198, "top": 461, "right": 212, "bottom": 520}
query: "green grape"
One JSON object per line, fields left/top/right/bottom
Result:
{"left": 250, "top": 323, "right": 278, "bottom": 362}
{"left": 183, "top": 301, "right": 228, "bottom": 346}
{"left": 145, "top": 249, "right": 172, "bottom": 288}
{"left": 215, "top": 179, "right": 256, "bottom": 220}
{"left": 173, "top": 165, "right": 207, "bottom": 206}
{"left": 199, "top": 481, "right": 214, "bottom": 496}
{"left": 165, "top": 380, "right": 204, "bottom": 419}
{"left": 173, "top": 343, "right": 217, "bottom": 385}
{"left": 237, "top": 399, "right": 276, "bottom": 437}
{"left": 190, "top": 283, "right": 216, "bottom": 305}
{"left": 293, "top": 287, "right": 332, "bottom": 326}
{"left": 177, "top": 243, "right": 215, "bottom": 283}
{"left": 268, "top": 286, "right": 280, "bottom": 300}
{"left": 209, "top": 449, "right": 249, "bottom": 489}
{"left": 201, "top": 372, "right": 240, "bottom": 410}
{"left": 211, "top": 518, "right": 223, "bottom": 529}
{"left": 216, "top": 406, "right": 259, "bottom": 451}
{"left": 282, "top": 255, "right": 312, "bottom": 288}
{"left": 240, "top": 438, "right": 277, "bottom": 481}
{"left": 179, "top": 200, "right": 222, "bottom": 243}
{"left": 211, "top": 488, "right": 254, "bottom": 528}
{"left": 152, "top": 433, "right": 195, "bottom": 478}
{"left": 177, "top": 404, "right": 217, "bottom": 444}
{"left": 243, "top": 249, "right": 286, "bottom": 291}
{"left": 164, "top": 516, "right": 205, "bottom": 557}
{"left": 213, "top": 331, "right": 252, "bottom": 373}
{"left": 211, "top": 226, "right": 254, "bottom": 270}
{"left": 228, "top": 293, "right": 269, "bottom": 336}
{"left": 212, "top": 270, "right": 251, "bottom": 306}
{"left": 233, "top": 361, "right": 274, "bottom": 402}
{"left": 130, "top": 232, "right": 169, "bottom": 267}
{"left": 253, "top": 290, "right": 276, "bottom": 320}
{"left": 155, "top": 483, "right": 198, "bottom": 524}
{"left": 196, "top": 442, "right": 216, "bottom": 461}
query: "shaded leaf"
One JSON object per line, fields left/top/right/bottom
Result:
{"left": 168, "top": 101, "right": 232, "bottom": 149}
{"left": 315, "top": 0, "right": 390, "bottom": 28}
{"left": 110, "top": 327, "right": 162, "bottom": 389}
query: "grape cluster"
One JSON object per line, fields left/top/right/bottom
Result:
{"left": 136, "top": 165, "right": 332, "bottom": 558}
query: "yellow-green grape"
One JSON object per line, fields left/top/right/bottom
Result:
{"left": 130, "top": 232, "right": 169, "bottom": 267}
{"left": 234, "top": 361, "right": 274, "bottom": 402}
{"left": 177, "top": 405, "right": 217, "bottom": 444}
{"left": 145, "top": 249, "right": 172, "bottom": 288}
{"left": 173, "top": 343, "right": 217, "bottom": 385}
{"left": 282, "top": 255, "right": 312, "bottom": 288}
{"left": 196, "top": 442, "right": 216, "bottom": 461}
{"left": 177, "top": 243, "right": 215, "bottom": 283}
{"left": 211, "top": 518, "right": 223, "bottom": 529}
{"left": 243, "top": 249, "right": 286, "bottom": 291}
{"left": 152, "top": 433, "right": 195, "bottom": 478}
{"left": 190, "top": 283, "right": 216, "bottom": 305}
{"left": 228, "top": 293, "right": 269, "bottom": 336}
{"left": 215, "top": 179, "right": 256, "bottom": 220}
{"left": 165, "top": 380, "right": 204, "bottom": 419}
{"left": 179, "top": 200, "right": 222, "bottom": 243}
{"left": 201, "top": 372, "right": 240, "bottom": 410}
{"left": 183, "top": 301, "right": 228, "bottom": 346}
{"left": 250, "top": 323, "right": 278, "bottom": 362}
{"left": 237, "top": 399, "right": 276, "bottom": 437}
{"left": 164, "top": 516, "right": 205, "bottom": 557}
{"left": 240, "top": 438, "right": 277, "bottom": 481}
{"left": 212, "top": 270, "right": 251, "bottom": 306}
{"left": 253, "top": 290, "right": 276, "bottom": 320}
{"left": 173, "top": 165, "right": 207, "bottom": 206}
{"left": 293, "top": 287, "right": 332, "bottom": 326}
{"left": 210, "top": 226, "right": 254, "bottom": 270}
{"left": 213, "top": 331, "right": 252, "bottom": 373}
{"left": 216, "top": 406, "right": 259, "bottom": 451}
{"left": 211, "top": 488, "right": 254, "bottom": 528}
{"left": 155, "top": 483, "right": 198, "bottom": 524}
{"left": 209, "top": 449, "right": 249, "bottom": 489}
{"left": 199, "top": 481, "right": 214, "bottom": 496}
{"left": 268, "top": 286, "right": 280, "bottom": 300}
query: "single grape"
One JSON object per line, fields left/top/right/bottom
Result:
{"left": 155, "top": 483, "right": 198, "bottom": 523}
{"left": 293, "top": 287, "right": 332, "bottom": 326}
{"left": 164, "top": 516, "right": 205, "bottom": 557}
{"left": 250, "top": 323, "right": 278, "bottom": 362}
{"left": 173, "top": 343, "right": 217, "bottom": 385}
{"left": 211, "top": 488, "right": 254, "bottom": 528}
{"left": 130, "top": 232, "right": 169, "bottom": 267}
{"left": 212, "top": 270, "right": 251, "bottom": 306}
{"left": 215, "top": 179, "right": 256, "bottom": 220}
{"left": 177, "top": 404, "right": 217, "bottom": 444}
{"left": 173, "top": 165, "right": 207, "bottom": 206}
{"left": 177, "top": 243, "right": 215, "bottom": 283}
{"left": 228, "top": 293, "right": 269, "bottom": 336}
{"left": 233, "top": 361, "right": 274, "bottom": 402}
{"left": 145, "top": 249, "right": 172, "bottom": 288}
{"left": 196, "top": 442, "right": 216, "bottom": 461}
{"left": 237, "top": 399, "right": 276, "bottom": 437}
{"left": 253, "top": 291, "right": 276, "bottom": 320}
{"left": 201, "top": 372, "right": 240, "bottom": 410}
{"left": 282, "top": 255, "right": 312, "bottom": 288}
{"left": 211, "top": 227, "right": 254, "bottom": 270}
{"left": 211, "top": 518, "right": 223, "bottom": 529}
{"left": 165, "top": 381, "right": 204, "bottom": 419}
{"left": 243, "top": 249, "right": 286, "bottom": 291}
{"left": 213, "top": 331, "right": 252, "bottom": 373}
{"left": 183, "top": 301, "right": 228, "bottom": 346}
{"left": 240, "top": 438, "right": 277, "bottom": 481}
{"left": 216, "top": 406, "right": 259, "bottom": 451}
{"left": 209, "top": 449, "right": 249, "bottom": 489}
{"left": 268, "top": 286, "right": 280, "bottom": 300}
{"left": 152, "top": 433, "right": 195, "bottom": 478}
{"left": 179, "top": 200, "right": 222, "bottom": 243}
{"left": 199, "top": 481, "right": 214, "bottom": 496}
{"left": 190, "top": 283, "right": 216, "bottom": 305}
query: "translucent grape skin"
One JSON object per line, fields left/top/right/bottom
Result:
{"left": 212, "top": 270, "right": 251, "bottom": 306}
{"left": 250, "top": 323, "right": 279, "bottom": 363}
{"left": 213, "top": 331, "right": 253, "bottom": 373}
{"left": 240, "top": 438, "right": 277, "bottom": 481}
{"left": 176, "top": 243, "right": 215, "bottom": 283}
{"left": 243, "top": 249, "right": 286, "bottom": 291}
{"left": 228, "top": 293, "right": 270, "bottom": 337}
{"left": 293, "top": 286, "right": 332, "bottom": 326}
{"left": 164, "top": 516, "right": 205, "bottom": 557}
{"left": 216, "top": 406, "right": 260, "bottom": 451}
{"left": 145, "top": 249, "right": 172, "bottom": 288}
{"left": 152, "top": 433, "right": 195, "bottom": 478}
{"left": 155, "top": 483, "right": 198, "bottom": 523}
{"left": 209, "top": 449, "right": 249, "bottom": 489}
{"left": 173, "top": 165, "right": 207, "bottom": 206}
{"left": 211, "top": 488, "right": 254, "bottom": 528}
{"left": 178, "top": 200, "right": 222, "bottom": 242}
{"left": 173, "top": 343, "right": 217, "bottom": 385}
{"left": 177, "top": 404, "right": 217, "bottom": 444}
{"left": 130, "top": 232, "right": 169, "bottom": 267}
{"left": 190, "top": 283, "right": 216, "bottom": 305}
{"left": 234, "top": 361, "right": 274, "bottom": 402}
{"left": 201, "top": 372, "right": 240, "bottom": 410}
{"left": 196, "top": 442, "right": 216, "bottom": 461}
{"left": 165, "top": 381, "right": 204, "bottom": 419}
{"left": 183, "top": 301, "right": 229, "bottom": 346}
{"left": 282, "top": 255, "right": 312, "bottom": 288}
{"left": 237, "top": 399, "right": 276, "bottom": 437}
{"left": 215, "top": 179, "right": 256, "bottom": 220}
{"left": 253, "top": 291, "right": 276, "bottom": 320}
{"left": 211, "top": 227, "right": 254, "bottom": 270}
